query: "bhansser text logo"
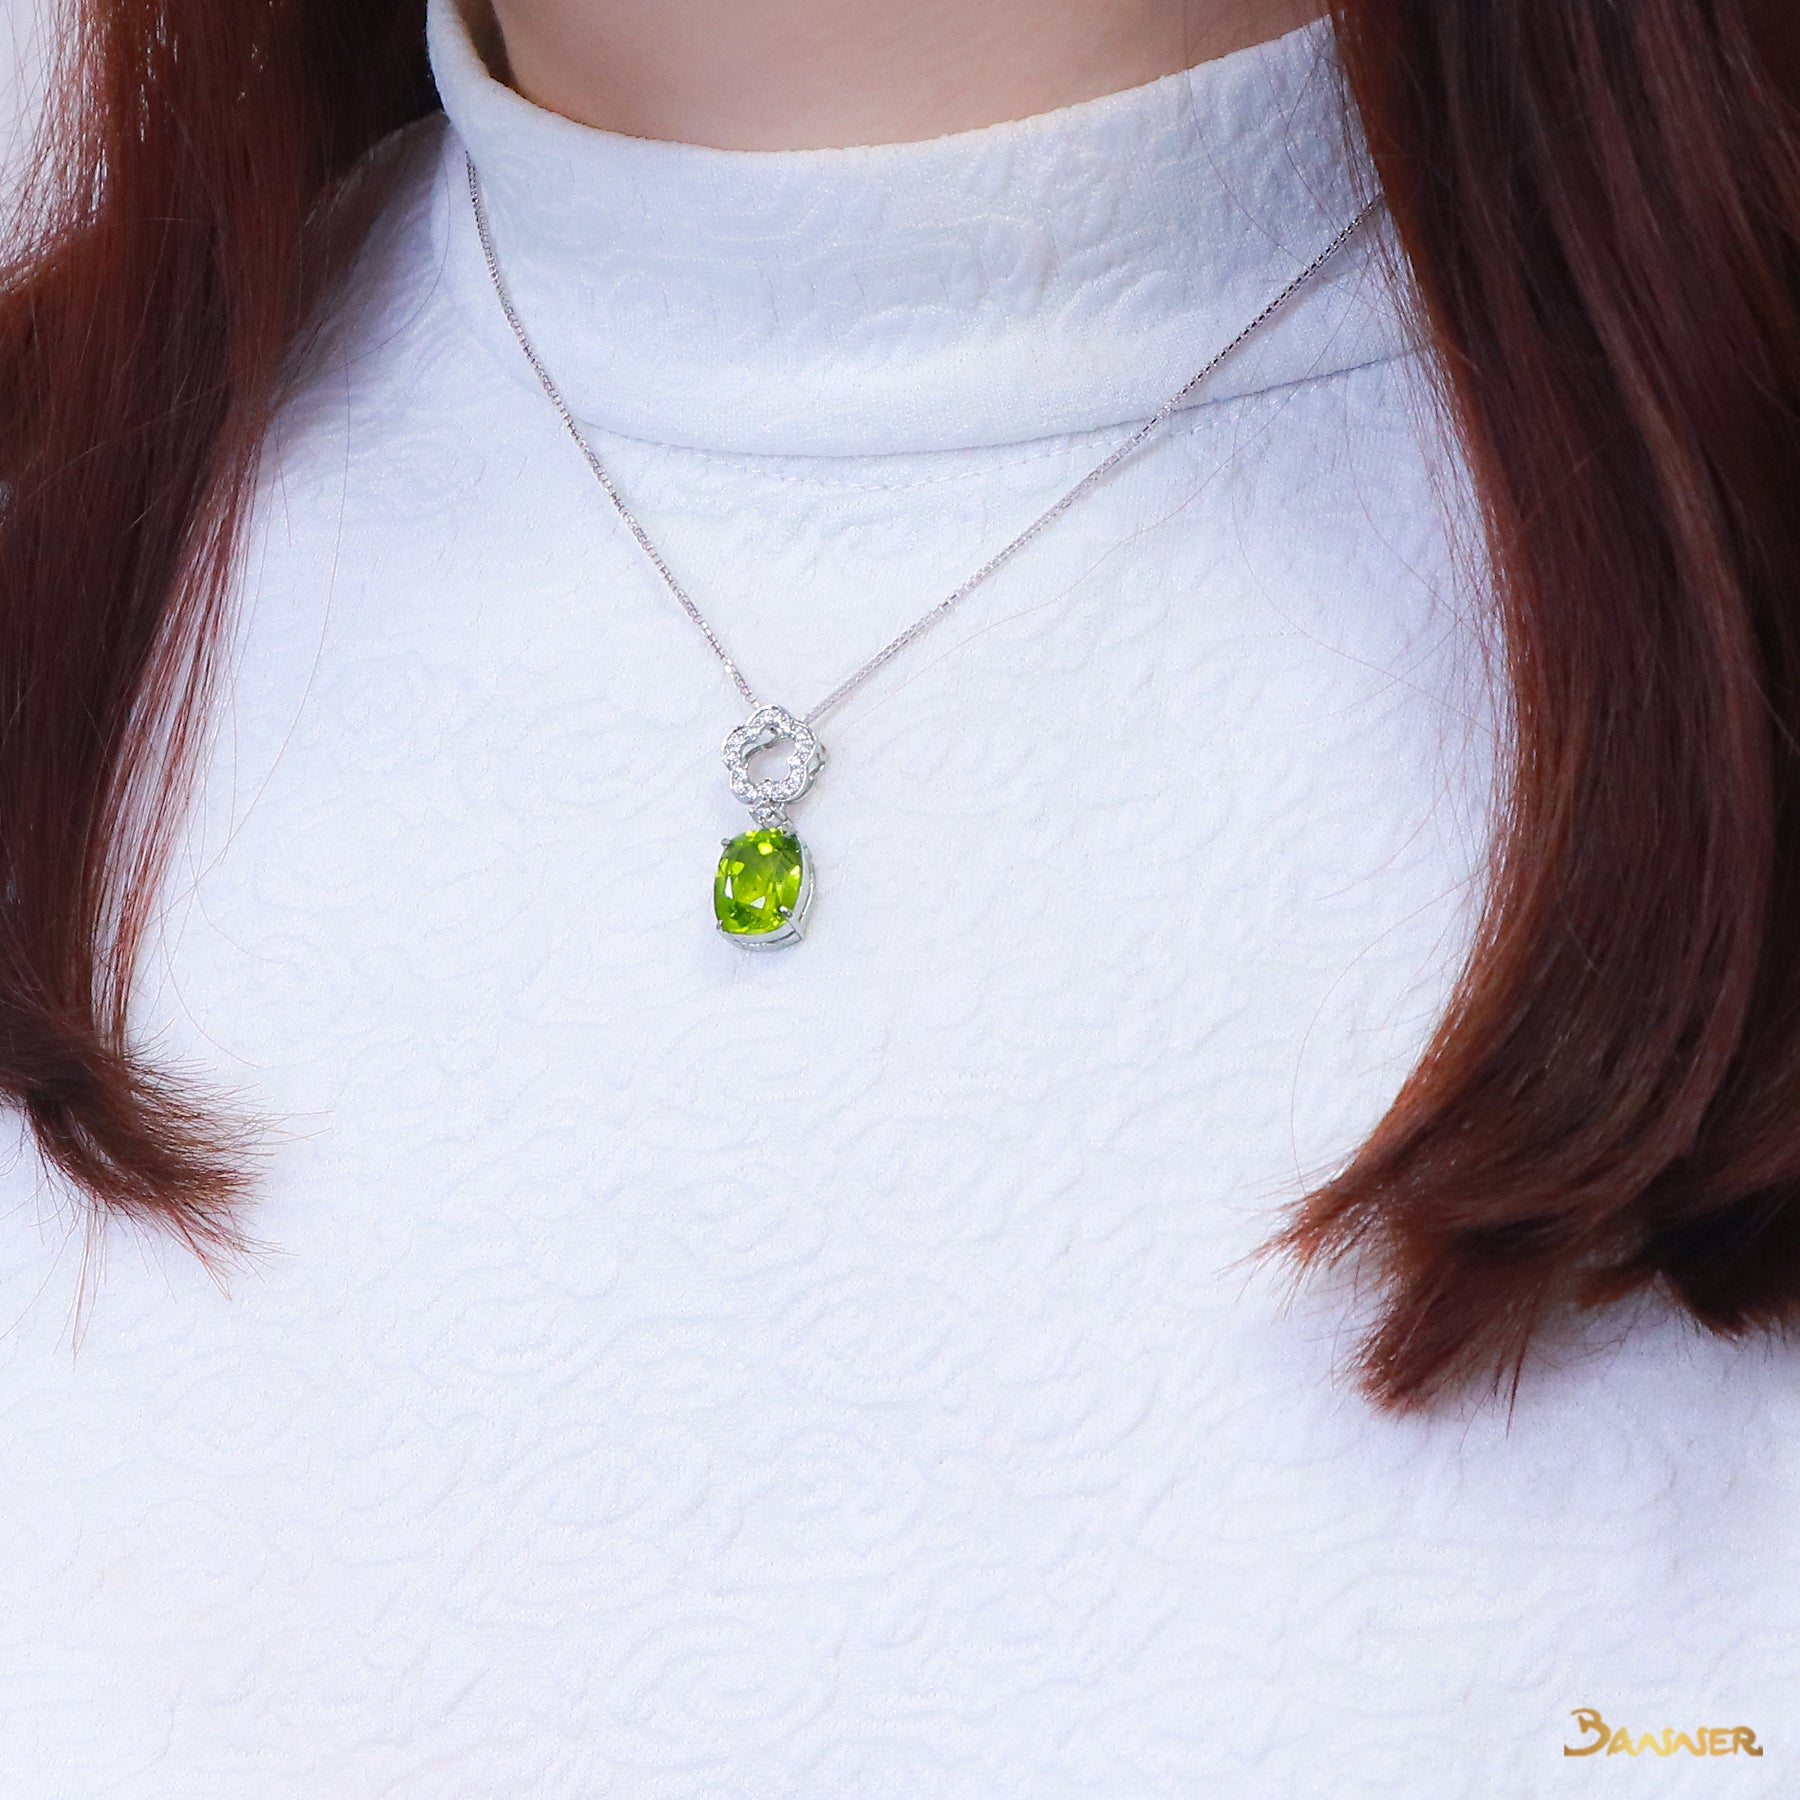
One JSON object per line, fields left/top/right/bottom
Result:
{"left": 1563, "top": 1709, "right": 1764, "bottom": 1758}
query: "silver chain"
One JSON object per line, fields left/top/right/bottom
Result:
{"left": 467, "top": 151, "right": 1376, "bottom": 729}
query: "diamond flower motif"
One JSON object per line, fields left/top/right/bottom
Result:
{"left": 721, "top": 704, "right": 826, "bottom": 809}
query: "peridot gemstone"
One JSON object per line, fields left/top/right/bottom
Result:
{"left": 714, "top": 828, "right": 805, "bottom": 938}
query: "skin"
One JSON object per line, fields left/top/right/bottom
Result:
{"left": 481, "top": 0, "right": 1328, "bottom": 150}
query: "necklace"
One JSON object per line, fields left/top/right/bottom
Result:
{"left": 466, "top": 152, "right": 1376, "bottom": 950}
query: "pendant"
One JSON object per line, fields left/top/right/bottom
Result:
{"left": 714, "top": 704, "right": 825, "bottom": 949}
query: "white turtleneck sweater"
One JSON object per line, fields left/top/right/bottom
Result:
{"left": 2, "top": 1, "right": 1796, "bottom": 1792}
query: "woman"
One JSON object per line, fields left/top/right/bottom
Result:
{"left": 0, "top": 0, "right": 1795, "bottom": 1788}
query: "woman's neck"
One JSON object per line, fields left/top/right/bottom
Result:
{"left": 482, "top": 0, "right": 1324, "bottom": 150}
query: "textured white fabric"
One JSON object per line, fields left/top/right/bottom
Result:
{"left": 2, "top": 1, "right": 1797, "bottom": 1793}
{"left": 427, "top": 0, "right": 1410, "bottom": 454}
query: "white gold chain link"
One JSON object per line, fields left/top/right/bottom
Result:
{"left": 466, "top": 151, "right": 1377, "bottom": 730}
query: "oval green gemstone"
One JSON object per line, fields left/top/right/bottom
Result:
{"left": 714, "top": 828, "right": 805, "bottom": 937}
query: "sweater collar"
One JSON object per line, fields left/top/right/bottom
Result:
{"left": 427, "top": 0, "right": 1405, "bottom": 457}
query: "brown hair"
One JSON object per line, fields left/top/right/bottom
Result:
{"left": 1, "top": 0, "right": 1796, "bottom": 1407}
{"left": 1272, "top": 0, "right": 1800, "bottom": 1404}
